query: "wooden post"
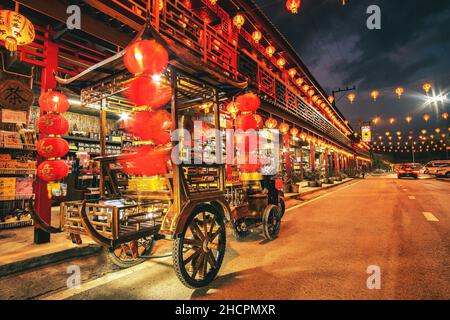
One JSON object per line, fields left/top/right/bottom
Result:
{"left": 99, "top": 99, "right": 107, "bottom": 198}
{"left": 310, "top": 141, "right": 315, "bottom": 171}
{"left": 284, "top": 134, "right": 291, "bottom": 175}
{"left": 34, "top": 26, "right": 58, "bottom": 244}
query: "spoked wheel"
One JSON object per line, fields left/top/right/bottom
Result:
{"left": 108, "top": 236, "right": 155, "bottom": 268}
{"left": 173, "top": 204, "right": 226, "bottom": 288}
{"left": 262, "top": 204, "right": 281, "bottom": 240}
{"left": 279, "top": 198, "right": 285, "bottom": 219}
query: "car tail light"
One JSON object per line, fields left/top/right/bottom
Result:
{"left": 398, "top": 170, "right": 405, "bottom": 173}
{"left": 413, "top": 170, "right": 419, "bottom": 174}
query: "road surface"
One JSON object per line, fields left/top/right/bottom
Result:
{"left": 2, "top": 175, "right": 449, "bottom": 300}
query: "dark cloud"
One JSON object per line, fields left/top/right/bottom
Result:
{"left": 254, "top": 0, "right": 450, "bottom": 135}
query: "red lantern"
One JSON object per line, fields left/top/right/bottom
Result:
{"left": 236, "top": 114, "right": 258, "bottom": 131}
{"left": 265, "top": 117, "right": 278, "bottom": 129}
{"left": 39, "top": 91, "right": 70, "bottom": 113}
{"left": 279, "top": 123, "right": 289, "bottom": 134}
{"left": 240, "top": 154, "right": 260, "bottom": 173}
{"left": 286, "top": 0, "right": 301, "bottom": 14}
{"left": 37, "top": 160, "right": 69, "bottom": 182}
{"left": 119, "top": 145, "right": 171, "bottom": 176}
{"left": 127, "top": 76, "right": 172, "bottom": 109}
{"left": 236, "top": 93, "right": 260, "bottom": 112}
{"left": 37, "top": 114, "right": 69, "bottom": 135}
{"left": 36, "top": 137, "right": 69, "bottom": 158}
{"left": 123, "top": 40, "right": 169, "bottom": 75}
{"left": 128, "top": 110, "right": 172, "bottom": 144}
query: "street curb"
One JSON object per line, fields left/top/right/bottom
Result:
{"left": 0, "top": 244, "right": 102, "bottom": 278}
{"left": 285, "top": 178, "right": 356, "bottom": 200}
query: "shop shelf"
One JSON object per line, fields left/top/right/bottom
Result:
{"left": 0, "top": 168, "right": 36, "bottom": 175}
{"left": 0, "top": 143, "right": 36, "bottom": 150}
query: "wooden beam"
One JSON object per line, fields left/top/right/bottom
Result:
{"left": 83, "top": 0, "right": 143, "bottom": 31}
{"left": 16, "top": 0, "right": 132, "bottom": 47}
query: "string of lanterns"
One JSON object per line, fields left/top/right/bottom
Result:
{"left": 347, "top": 82, "right": 435, "bottom": 104}
{"left": 372, "top": 127, "right": 448, "bottom": 154}
{"left": 118, "top": 39, "right": 172, "bottom": 177}
{"left": 226, "top": 100, "right": 356, "bottom": 157}
{"left": 36, "top": 91, "right": 71, "bottom": 190}
{"left": 371, "top": 112, "right": 448, "bottom": 125}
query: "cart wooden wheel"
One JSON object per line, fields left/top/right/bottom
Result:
{"left": 279, "top": 198, "right": 285, "bottom": 218}
{"left": 173, "top": 204, "right": 226, "bottom": 288}
{"left": 108, "top": 237, "right": 155, "bottom": 268}
{"left": 262, "top": 204, "right": 281, "bottom": 240}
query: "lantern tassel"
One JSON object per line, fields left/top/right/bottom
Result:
{"left": 5, "top": 37, "right": 17, "bottom": 52}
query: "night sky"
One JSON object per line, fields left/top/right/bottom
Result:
{"left": 254, "top": 0, "right": 450, "bottom": 139}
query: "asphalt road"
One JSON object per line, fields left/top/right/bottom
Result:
{"left": 4, "top": 175, "right": 450, "bottom": 300}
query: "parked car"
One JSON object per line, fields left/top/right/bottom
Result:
{"left": 397, "top": 164, "right": 421, "bottom": 179}
{"left": 423, "top": 160, "right": 450, "bottom": 175}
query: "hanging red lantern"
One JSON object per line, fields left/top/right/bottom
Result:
{"left": 252, "top": 30, "right": 262, "bottom": 43}
{"left": 276, "top": 57, "right": 286, "bottom": 69}
{"left": 123, "top": 40, "right": 169, "bottom": 75}
{"left": 236, "top": 113, "right": 258, "bottom": 131}
{"left": 127, "top": 76, "right": 172, "bottom": 109}
{"left": 236, "top": 93, "right": 260, "bottom": 112}
{"left": 37, "top": 160, "right": 69, "bottom": 182}
{"left": 37, "top": 114, "right": 69, "bottom": 136}
{"left": 266, "top": 45, "right": 276, "bottom": 57}
{"left": 226, "top": 101, "right": 240, "bottom": 116}
{"left": 265, "top": 117, "right": 278, "bottom": 129}
{"left": 279, "top": 123, "right": 289, "bottom": 134}
{"left": 286, "top": 0, "right": 301, "bottom": 14}
{"left": 290, "top": 127, "right": 299, "bottom": 137}
{"left": 119, "top": 145, "right": 171, "bottom": 176}
{"left": 36, "top": 137, "right": 69, "bottom": 158}
{"left": 39, "top": 91, "right": 70, "bottom": 113}
{"left": 128, "top": 110, "right": 172, "bottom": 144}
{"left": 233, "top": 14, "right": 245, "bottom": 30}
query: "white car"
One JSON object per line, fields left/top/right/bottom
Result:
{"left": 423, "top": 160, "right": 450, "bottom": 175}
{"left": 435, "top": 166, "right": 450, "bottom": 178}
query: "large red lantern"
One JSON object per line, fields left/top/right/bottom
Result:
{"left": 119, "top": 145, "right": 171, "bottom": 176}
{"left": 236, "top": 93, "right": 260, "bottom": 112}
{"left": 37, "top": 114, "right": 69, "bottom": 136}
{"left": 236, "top": 113, "right": 258, "bottom": 131}
{"left": 123, "top": 40, "right": 169, "bottom": 75}
{"left": 36, "top": 137, "right": 69, "bottom": 158}
{"left": 128, "top": 110, "right": 172, "bottom": 144}
{"left": 37, "top": 160, "right": 69, "bottom": 182}
{"left": 39, "top": 91, "right": 70, "bottom": 113}
{"left": 127, "top": 76, "right": 172, "bottom": 109}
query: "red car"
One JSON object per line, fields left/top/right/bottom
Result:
{"left": 397, "top": 164, "right": 421, "bottom": 179}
